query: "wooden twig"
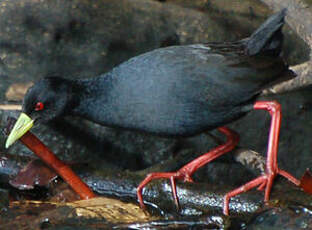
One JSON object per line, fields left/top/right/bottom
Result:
{"left": 0, "top": 104, "right": 22, "bottom": 111}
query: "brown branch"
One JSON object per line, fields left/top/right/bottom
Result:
{"left": 0, "top": 104, "right": 22, "bottom": 111}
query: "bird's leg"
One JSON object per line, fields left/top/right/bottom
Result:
{"left": 137, "top": 126, "right": 239, "bottom": 210}
{"left": 223, "top": 101, "right": 300, "bottom": 215}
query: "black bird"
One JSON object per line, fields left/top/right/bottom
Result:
{"left": 6, "top": 9, "right": 300, "bottom": 215}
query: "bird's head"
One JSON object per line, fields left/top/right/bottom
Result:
{"left": 5, "top": 76, "right": 74, "bottom": 148}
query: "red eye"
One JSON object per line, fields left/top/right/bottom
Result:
{"left": 35, "top": 102, "right": 44, "bottom": 111}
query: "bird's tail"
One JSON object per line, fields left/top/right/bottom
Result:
{"left": 246, "top": 9, "right": 286, "bottom": 57}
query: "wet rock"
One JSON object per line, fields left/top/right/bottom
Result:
{"left": 0, "top": 0, "right": 309, "bottom": 183}
{"left": 0, "top": 153, "right": 29, "bottom": 184}
{"left": 0, "top": 109, "right": 179, "bottom": 170}
{"left": 0, "top": 1, "right": 311, "bottom": 228}
{"left": 0, "top": 0, "right": 230, "bottom": 101}
{"left": 0, "top": 188, "right": 9, "bottom": 211}
{"left": 0, "top": 0, "right": 308, "bottom": 103}
{"left": 229, "top": 86, "right": 312, "bottom": 179}
{"left": 247, "top": 206, "right": 312, "bottom": 229}
{"left": 9, "top": 159, "right": 58, "bottom": 190}
{"left": 1, "top": 86, "right": 312, "bottom": 187}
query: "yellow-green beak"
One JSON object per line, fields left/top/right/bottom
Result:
{"left": 5, "top": 113, "right": 34, "bottom": 148}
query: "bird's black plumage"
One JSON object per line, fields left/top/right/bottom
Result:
{"left": 22, "top": 10, "right": 291, "bottom": 137}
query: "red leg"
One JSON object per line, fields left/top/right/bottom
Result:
{"left": 223, "top": 101, "right": 300, "bottom": 215}
{"left": 137, "top": 126, "right": 239, "bottom": 209}
{"left": 20, "top": 131, "right": 96, "bottom": 200}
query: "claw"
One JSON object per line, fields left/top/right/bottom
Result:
{"left": 137, "top": 172, "right": 183, "bottom": 210}
{"left": 137, "top": 127, "right": 239, "bottom": 212}
{"left": 224, "top": 168, "right": 300, "bottom": 215}
{"left": 170, "top": 176, "right": 180, "bottom": 211}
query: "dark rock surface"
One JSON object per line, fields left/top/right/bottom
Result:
{"left": 0, "top": 0, "right": 234, "bottom": 101}
{"left": 0, "top": 0, "right": 310, "bottom": 190}
{"left": 0, "top": 0, "right": 311, "bottom": 229}
{"left": 0, "top": 0, "right": 308, "bottom": 102}
{"left": 1, "top": 87, "right": 311, "bottom": 189}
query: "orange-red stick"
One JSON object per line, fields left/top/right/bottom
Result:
{"left": 20, "top": 131, "right": 96, "bottom": 200}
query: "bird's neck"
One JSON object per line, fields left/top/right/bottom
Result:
{"left": 70, "top": 73, "right": 114, "bottom": 125}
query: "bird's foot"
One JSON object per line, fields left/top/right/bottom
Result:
{"left": 137, "top": 168, "right": 194, "bottom": 211}
{"left": 223, "top": 167, "right": 300, "bottom": 215}
{"left": 137, "top": 126, "right": 239, "bottom": 212}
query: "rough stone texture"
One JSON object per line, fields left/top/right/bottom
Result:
{"left": 231, "top": 87, "right": 312, "bottom": 179}
{"left": 1, "top": 86, "right": 311, "bottom": 183}
{"left": 5, "top": 82, "right": 33, "bottom": 101}
{"left": 248, "top": 206, "right": 312, "bottom": 229}
{"left": 0, "top": 0, "right": 233, "bottom": 101}
{"left": 0, "top": 0, "right": 310, "bottom": 182}
{"left": 0, "top": 0, "right": 308, "bottom": 101}
{"left": 0, "top": 110, "right": 178, "bottom": 170}
{"left": 0, "top": 0, "right": 311, "bottom": 228}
